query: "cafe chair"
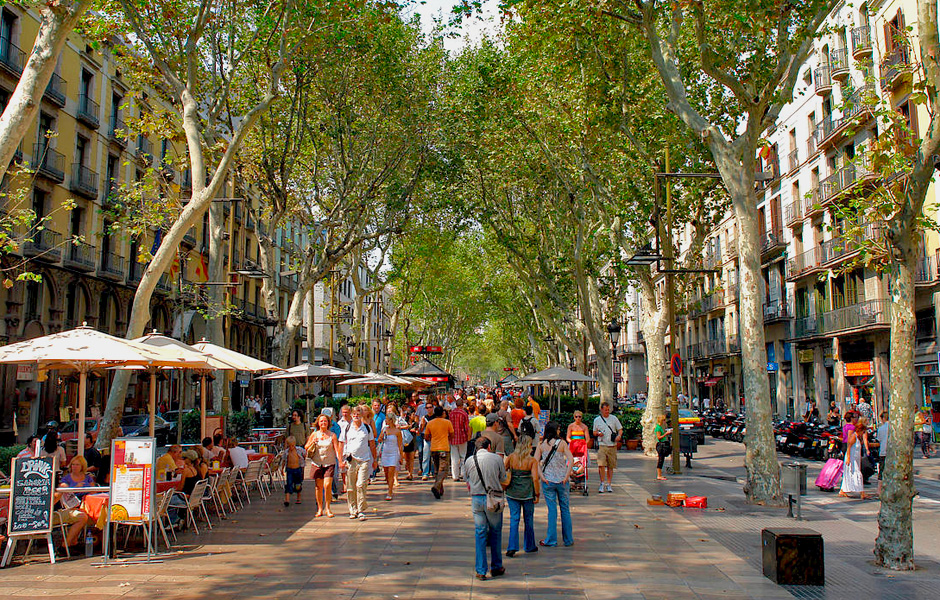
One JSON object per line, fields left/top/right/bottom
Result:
{"left": 154, "top": 490, "right": 177, "bottom": 550}
{"left": 173, "top": 478, "right": 212, "bottom": 535}
{"left": 239, "top": 460, "right": 266, "bottom": 503}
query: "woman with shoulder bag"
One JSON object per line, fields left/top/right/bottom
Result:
{"left": 534, "top": 421, "right": 573, "bottom": 547}
{"left": 655, "top": 414, "right": 671, "bottom": 481}
{"left": 503, "top": 435, "right": 540, "bottom": 557}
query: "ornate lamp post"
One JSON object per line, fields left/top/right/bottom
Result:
{"left": 607, "top": 319, "right": 622, "bottom": 401}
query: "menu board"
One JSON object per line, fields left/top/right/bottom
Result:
{"left": 7, "top": 456, "right": 56, "bottom": 536}
{"left": 109, "top": 438, "right": 155, "bottom": 523}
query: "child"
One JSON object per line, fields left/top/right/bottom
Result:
{"left": 281, "top": 436, "right": 306, "bottom": 507}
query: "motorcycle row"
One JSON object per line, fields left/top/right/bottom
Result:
{"left": 701, "top": 410, "right": 844, "bottom": 461}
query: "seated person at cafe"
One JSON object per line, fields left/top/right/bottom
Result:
{"left": 213, "top": 433, "right": 229, "bottom": 463}
{"left": 201, "top": 437, "right": 224, "bottom": 462}
{"left": 54, "top": 469, "right": 91, "bottom": 549}
{"left": 226, "top": 439, "right": 250, "bottom": 470}
{"left": 61, "top": 456, "right": 96, "bottom": 496}
{"left": 156, "top": 445, "right": 184, "bottom": 479}
{"left": 83, "top": 433, "right": 101, "bottom": 476}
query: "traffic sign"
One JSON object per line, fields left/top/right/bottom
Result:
{"left": 670, "top": 353, "right": 682, "bottom": 377}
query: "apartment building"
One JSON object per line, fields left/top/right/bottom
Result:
{"left": 0, "top": 5, "right": 301, "bottom": 442}
{"left": 665, "top": 0, "right": 939, "bottom": 418}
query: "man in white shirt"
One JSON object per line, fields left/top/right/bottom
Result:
{"left": 228, "top": 441, "right": 250, "bottom": 470}
{"left": 338, "top": 407, "right": 377, "bottom": 520}
{"left": 592, "top": 402, "right": 622, "bottom": 494}
{"left": 875, "top": 410, "right": 889, "bottom": 494}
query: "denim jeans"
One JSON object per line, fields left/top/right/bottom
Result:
{"left": 421, "top": 438, "right": 433, "bottom": 476}
{"left": 471, "top": 495, "right": 503, "bottom": 575}
{"left": 506, "top": 497, "right": 536, "bottom": 553}
{"left": 542, "top": 481, "right": 573, "bottom": 546}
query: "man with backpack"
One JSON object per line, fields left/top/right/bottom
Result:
{"left": 338, "top": 406, "right": 377, "bottom": 521}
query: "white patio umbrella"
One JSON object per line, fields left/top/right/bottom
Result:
{"left": 0, "top": 325, "right": 209, "bottom": 449}
{"left": 190, "top": 339, "right": 279, "bottom": 437}
{"left": 133, "top": 332, "right": 242, "bottom": 438}
{"left": 519, "top": 365, "right": 597, "bottom": 413}
{"left": 255, "top": 363, "right": 357, "bottom": 381}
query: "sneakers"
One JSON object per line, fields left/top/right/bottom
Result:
{"left": 349, "top": 513, "right": 358, "bottom": 520}
{"left": 605, "top": 483, "right": 613, "bottom": 493}
{"left": 598, "top": 485, "right": 605, "bottom": 494}
{"left": 358, "top": 513, "right": 367, "bottom": 521}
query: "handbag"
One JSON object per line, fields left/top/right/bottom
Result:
{"left": 601, "top": 416, "right": 623, "bottom": 450}
{"left": 473, "top": 455, "right": 504, "bottom": 512}
{"left": 656, "top": 440, "right": 672, "bottom": 457}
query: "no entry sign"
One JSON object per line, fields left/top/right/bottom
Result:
{"left": 670, "top": 353, "right": 682, "bottom": 377}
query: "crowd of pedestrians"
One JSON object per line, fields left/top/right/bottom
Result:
{"left": 275, "top": 388, "right": 617, "bottom": 580}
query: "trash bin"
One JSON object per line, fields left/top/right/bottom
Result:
{"left": 782, "top": 462, "right": 807, "bottom": 496}
{"left": 679, "top": 431, "right": 698, "bottom": 468}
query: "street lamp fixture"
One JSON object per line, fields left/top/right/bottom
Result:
{"left": 606, "top": 319, "right": 621, "bottom": 347}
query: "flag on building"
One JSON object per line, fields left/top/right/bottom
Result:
{"left": 195, "top": 254, "right": 209, "bottom": 282}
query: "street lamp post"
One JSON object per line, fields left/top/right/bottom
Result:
{"left": 607, "top": 319, "right": 621, "bottom": 402}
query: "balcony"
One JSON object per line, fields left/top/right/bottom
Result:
{"left": 155, "top": 273, "right": 172, "bottom": 294}
{"left": 705, "top": 338, "right": 728, "bottom": 356}
{"left": 880, "top": 46, "right": 910, "bottom": 91}
{"left": 727, "top": 335, "right": 741, "bottom": 354}
{"left": 822, "top": 299, "right": 890, "bottom": 335}
{"left": 818, "top": 86, "right": 875, "bottom": 148}
{"left": 819, "top": 223, "right": 881, "bottom": 266}
{"left": 787, "top": 149, "right": 799, "bottom": 173}
{"left": 803, "top": 184, "right": 822, "bottom": 216}
{"left": 724, "top": 236, "right": 738, "bottom": 260}
{"left": 704, "top": 247, "right": 721, "bottom": 270}
{"left": 63, "top": 240, "right": 96, "bottom": 272}
{"left": 108, "top": 116, "right": 127, "bottom": 146}
{"left": 760, "top": 226, "right": 785, "bottom": 260}
{"left": 0, "top": 37, "right": 25, "bottom": 75}
{"left": 22, "top": 228, "right": 62, "bottom": 261}
{"left": 806, "top": 132, "right": 818, "bottom": 157}
{"left": 784, "top": 202, "right": 802, "bottom": 227}
{"left": 763, "top": 300, "right": 790, "bottom": 323}
{"left": 97, "top": 251, "right": 125, "bottom": 281}
{"left": 794, "top": 314, "right": 820, "bottom": 338}
{"left": 916, "top": 255, "right": 939, "bottom": 285}
{"left": 822, "top": 160, "right": 875, "bottom": 202}
{"left": 852, "top": 26, "right": 872, "bottom": 59}
{"left": 31, "top": 144, "right": 66, "bottom": 182}
{"left": 137, "top": 136, "right": 153, "bottom": 164}
{"left": 830, "top": 48, "right": 849, "bottom": 80}
{"left": 814, "top": 65, "right": 832, "bottom": 96}
{"left": 181, "top": 169, "right": 193, "bottom": 195}
{"left": 182, "top": 228, "right": 197, "bottom": 247}
{"left": 70, "top": 163, "right": 99, "bottom": 199}
{"left": 281, "top": 274, "right": 298, "bottom": 293}
{"left": 787, "top": 246, "right": 823, "bottom": 280}
{"left": 43, "top": 73, "right": 67, "bottom": 107}
{"left": 127, "top": 263, "right": 143, "bottom": 285}
{"left": 77, "top": 94, "right": 100, "bottom": 129}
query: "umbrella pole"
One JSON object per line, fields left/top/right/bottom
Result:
{"left": 78, "top": 368, "right": 87, "bottom": 453}
{"left": 148, "top": 369, "right": 157, "bottom": 438}
{"left": 200, "top": 373, "right": 207, "bottom": 440}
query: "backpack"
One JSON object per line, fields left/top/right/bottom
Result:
{"left": 519, "top": 417, "right": 536, "bottom": 440}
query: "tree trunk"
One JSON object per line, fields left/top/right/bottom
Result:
{"left": 638, "top": 274, "right": 668, "bottom": 457}
{"left": 875, "top": 234, "right": 917, "bottom": 570}
{"left": 0, "top": 1, "right": 92, "bottom": 183}
{"left": 720, "top": 156, "right": 782, "bottom": 506}
{"left": 270, "top": 281, "right": 312, "bottom": 423}
{"left": 351, "top": 292, "right": 365, "bottom": 372}
{"left": 207, "top": 202, "right": 227, "bottom": 412}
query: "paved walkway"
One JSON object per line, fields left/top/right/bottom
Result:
{"left": 2, "top": 443, "right": 940, "bottom": 599}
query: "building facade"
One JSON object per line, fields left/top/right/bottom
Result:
{"left": 0, "top": 5, "right": 302, "bottom": 443}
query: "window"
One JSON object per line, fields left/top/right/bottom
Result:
{"left": 38, "top": 112, "right": 55, "bottom": 147}
{"left": 80, "top": 70, "right": 93, "bottom": 109}
{"left": 111, "top": 93, "right": 122, "bottom": 130}
{"left": 1, "top": 9, "right": 16, "bottom": 52}
{"left": 106, "top": 154, "right": 118, "bottom": 196}
{"left": 32, "top": 189, "right": 47, "bottom": 219}
{"left": 916, "top": 309, "right": 935, "bottom": 341}
{"left": 75, "top": 135, "right": 89, "bottom": 166}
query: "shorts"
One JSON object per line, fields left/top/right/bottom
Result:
{"left": 597, "top": 445, "right": 618, "bottom": 468}
{"left": 312, "top": 464, "right": 335, "bottom": 480}
{"left": 54, "top": 508, "right": 86, "bottom": 525}
{"left": 285, "top": 466, "right": 303, "bottom": 494}
{"left": 403, "top": 440, "right": 416, "bottom": 453}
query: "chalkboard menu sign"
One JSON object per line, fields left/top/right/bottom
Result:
{"left": 7, "top": 456, "right": 56, "bottom": 536}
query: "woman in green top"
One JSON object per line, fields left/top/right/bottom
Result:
{"left": 503, "top": 434, "right": 540, "bottom": 556}
{"left": 655, "top": 414, "right": 671, "bottom": 481}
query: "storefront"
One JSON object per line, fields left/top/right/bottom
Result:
{"left": 844, "top": 360, "right": 875, "bottom": 410}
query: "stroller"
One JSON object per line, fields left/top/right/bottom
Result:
{"left": 569, "top": 437, "right": 589, "bottom": 496}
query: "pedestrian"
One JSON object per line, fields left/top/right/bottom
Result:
{"left": 464, "top": 436, "right": 507, "bottom": 581}
{"left": 402, "top": 407, "right": 418, "bottom": 480}
{"left": 425, "top": 405, "right": 454, "bottom": 499}
{"left": 592, "top": 401, "right": 622, "bottom": 493}
{"left": 519, "top": 405, "right": 539, "bottom": 442}
{"left": 418, "top": 398, "right": 435, "bottom": 481}
{"left": 481, "top": 412, "right": 507, "bottom": 456}
{"left": 654, "top": 414, "right": 671, "bottom": 481}
{"left": 827, "top": 401, "right": 841, "bottom": 426}
{"left": 839, "top": 418, "right": 870, "bottom": 499}
{"left": 285, "top": 409, "right": 310, "bottom": 448}
{"left": 339, "top": 406, "right": 377, "bottom": 521}
{"left": 280, "top": 436, "right": 306, "bottom": 507}
{"left": 857, "top": 397, "right": 874, "bottom": 423}
{"left": 510, "top": 398, "right": 526, "bottom": 431}
{"left": 337, "top": 404, "right": 351, "bottom": 494}
{"left": 449, "top": 398, "right": 472, "bottom": 481}
{"left": 378, "top": 413, "right": 403, "bottom": 501}
{"left": 875, "top": 410, "right": 889, "bottom": 495}
{"left": 306, "top": 414, "right": 341, "bottom": 517}
{"left": 535, "top": 421, "right": 573, "bottom": 548}
{"left": 565, "top": 411, "right": 590, "bottom": 445}
{"left": 916, "top": 409, "right": 933, "bottom": 457}
{"left": 504, "top": 434, "right": 540, "bottom": 557}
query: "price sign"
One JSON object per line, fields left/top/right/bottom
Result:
{"left": 109, "top": 438, "right": 156, "bottom": 523}
{"left": 7, "top": 456, "right": 56, "bottom": 536}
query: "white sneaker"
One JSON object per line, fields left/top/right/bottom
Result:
{"left": 605, "top": 483, "right": 613, "bottom": 493}
{"left": 598, "top": 485, "right": 605, "bottom": 494}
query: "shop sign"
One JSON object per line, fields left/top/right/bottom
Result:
{"left": 714, "top": 366, "right": 725, "bottom": 376}
{"left": 844, "top": 361, "right": 874, "bottom": 377}
{"left": 798, "top": 349, "right": 814, "bottom": 363}
{"left": 15, "top": 364, "right": 34, "bottom": 381}
{"left": 916, "top": 362, "right": 939, "bottom": 376}
{"left": 767, "top": 362, "right": 778, "bottom": 372}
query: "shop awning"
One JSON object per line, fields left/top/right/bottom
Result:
{"left": 703, "top": 376, "right": 722, "bottom": 387}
